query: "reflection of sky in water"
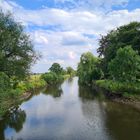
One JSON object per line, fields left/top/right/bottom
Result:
{"left": 3, "top": 78, "right": 112, "bottom": 140}
{"left": 4, "top": 127, "right": 16, "bottom": 139}
{"left": 3, "top": 77, "right": 140, "bottom": 140}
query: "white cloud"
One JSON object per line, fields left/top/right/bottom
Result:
{"left": 1, "top": 0, "right": 140, "bottom": 72}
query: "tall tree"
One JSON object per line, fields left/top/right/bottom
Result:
{"left": 108, "top": 46, "right": 140, "bottom": 82}
{"left": 98, "top": 22, "right": 140, "bottom": 76}
{"left": 66, "top": 67, "right": 74, "bottom": 76}
{"left": 0, "top": 11, "right": 37, "bottom": 80}
{"left": 49, "top": 63, "right": 63, "bottom": 75}
{"left": 77, "top": 52, "right": 102, "bottom": 85}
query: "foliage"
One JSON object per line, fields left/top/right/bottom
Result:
{"left": 0, "top": 72, "right": 11, "bottom": 93}
{"left": 16, "top": 75, "right": 46, "bottom": 93}
{"left": 98, "top": 22, "right": 140, "bottom": 76}
{"left": 96, "top": 80, "right": 140, "bottom": 95}
{"left": 0, "top": 11, "right": 37, "bottom": 80}
{"left": 66, "top": 67, "right": 75, "bottom": 77}
{"left": 108, "top": 46, "right": 140, "bottom": 82}
{"left": 41, "top": 72, "right": 64, "bottom": 85}
{"left": 77, "top": 52, "right": 103, "bottom": 85}
{"left": 49, "top": 63, "right": 63, "bottom": 75}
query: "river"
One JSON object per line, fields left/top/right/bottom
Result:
{"left": 0, "top": 77, "right": 140, "bottom": 140}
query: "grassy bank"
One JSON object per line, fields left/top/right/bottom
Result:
{"left": 0, "top": 74, "right": 70, "bottom": 117}
{"left": 0, "top": 75, "right": 46, "bottom": 116}
{"left": 94, "top": 80, "right": 140, "bottom": 101}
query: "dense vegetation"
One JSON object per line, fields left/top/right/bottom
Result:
{"left": 0, "top": 10, "right": 41, "bottom": 115}
{"left": 41, "top": 63, "right": 72, "bottom": 85}
{"left": 98, "top": 22, "right": 140, "bottom": 77}
{"left": 77, "top": 52, "right": 103, "bottom": 85}
{"left": 78, "top": 22, "right": 140, "bottom": 99}
{"left": 0, "top": 10, "right": 72, "bottom": 116}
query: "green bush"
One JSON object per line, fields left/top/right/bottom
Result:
{"left": 95, "top": 80, "right": 140, "bottom": 94}
{"left": 0, "top": 72, "right": 11, "bottom": 92}
{"left": 41, "top": 72, "right": 64, "bottom": 85}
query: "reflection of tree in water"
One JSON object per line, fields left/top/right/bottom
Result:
{"left": 79, "top": 86, "right": 112, "bottom": 140}
{"left": 43, "top": 84, "right": 63, "bottom": 98}
{"left": 0, "top": 107, "right": 26, "bottom": 140}
{"left": 68, "top": 77, "right": 73, "bottom": 83}
{"left": 79, "top": 86, "right": 95, "bottom": 100}
{"left": 104, "top": 102, "right": 140, "bottom": 140}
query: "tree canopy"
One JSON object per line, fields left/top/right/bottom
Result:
{"left": 49, "top": 63, "right": 63, "bottom": 75}
{"left": 108, "top": 46, "right": 140, "bottom": 82}
{"left": 0, "top": 11, "right": 37, "bottom": 80}
{"left": 77, "top": 52, "right": 102, "bottom": 85}
{"left": 98, "top": 22, "right": 140, "bottom": 76}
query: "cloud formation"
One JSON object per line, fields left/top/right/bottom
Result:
{"left": 1, "top": 0, "right": 140, "bottom": 72}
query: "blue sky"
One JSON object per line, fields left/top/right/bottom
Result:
{"left": 1, "top": 0, "right": 140, "bottom": 73}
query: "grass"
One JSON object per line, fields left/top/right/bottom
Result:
{"left": 0, "top": 74, "right": 46, "bottom": 116}
{"left": 16, "top": 74, "right": 46, "bottom": 93}
{"left": 95, "top": 80, "right": 140, "bottom": 98}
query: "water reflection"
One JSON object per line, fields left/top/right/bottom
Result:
{"left": 79, "top": 86, "right": 95, "bottom": 100}
{"left": 1, "top": 77, "right": 140, "bottom": 140}
{"left": 0, "top": 107, "right": 26, "bottom": 140}
{"left": 43, "top": 84, "right": 63, "bottom": 98}
{"left": 104, "top": 102, "right": 140, "bottom": 140}
{"left": 79, "top": 85, "right": 112, "bottom": 140}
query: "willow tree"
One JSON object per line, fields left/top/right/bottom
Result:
{"left": 0, "top": 11, "right": 37, "bottom": 80}
{"left": 77, "top": 52, "right": 103, "bottom": 85}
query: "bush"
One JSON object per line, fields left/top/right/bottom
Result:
{"left": 41, "top": 72, "right": 64, "bottom": 85}
{"left": 0, "top": 72, "right": 11, "bottom": 92}
{"left": 95, "top": 80, "right": 140, "bottom": 94}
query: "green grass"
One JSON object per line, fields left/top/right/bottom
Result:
{"left": 95, "top": 80, "right": 140, "bottom": 95}
{"left": 16, "top": 74, "right": 46, "bottom": 93}
{"left": 0, "top": 74, "right": 46, "bottom": 116}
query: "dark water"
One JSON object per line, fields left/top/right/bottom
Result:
{"left": 0, "top": 77, "right": 140, "bottom": 140}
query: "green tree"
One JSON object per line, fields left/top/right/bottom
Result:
{"left": 0, "top": 11, "right": 37, "bottom": 80}
{"left": 49, "top": 63, "right": 63, "bottom": 75}
{"left": 41, "top": 72, "right": 64, "bottom": 85}
{"left": 108, "top": 46, "right": 140, "bottom": 82}
{"left": 98, "top": 22, "right": 140, "bottom": 76}
{"left": 0, "top": 72, "right": 11, "bottom": 93}
{"left": 77, "top": 52, "right": 102, "bottom": 85}
{"left": 66, "top": 67, "right": 75, "bottom": 76}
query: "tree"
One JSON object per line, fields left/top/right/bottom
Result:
{"left": 98, "top": 22, "right": 140, "bottom": 76}
{"left": 108, "top": 46, "right": 140, "bottom": 82}
{"left": 77, "top": 52, "right": 102, "bottom": 85}
{"left": 0, "top": 11, "right": 37, "bottom": 80}
{"left": 66, "top": 67, "right": 75, "bottom": 76}
{"left": 49, "top": 63, "right": 63, "bottom": 75}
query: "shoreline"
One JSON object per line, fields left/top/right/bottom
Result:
{"left": 0, "top": 91, "right": 32, "bottom": 119}
{"left": 93, "top": 82, "right": 140, "bottom": 111}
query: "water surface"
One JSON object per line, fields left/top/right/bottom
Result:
{"left": 0, "top": 77, "right": 140, "bottom": 140}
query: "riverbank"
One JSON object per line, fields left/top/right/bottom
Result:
{"left": 0, "top": 74, "right": 71, "bottom": 117}
{"left": 0, "top": 75, "right": 46, "bottom": 117}
{"left": 93, "top": 80, "right": 140, "bottom": 111}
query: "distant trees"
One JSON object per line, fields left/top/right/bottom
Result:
{"left": 66, "top": 67, "right": 75, "bottom": 77}
{"left": 77, "top": 52, "right": 103, "bottom": 85}
{"left": 108, "top": 46, "right": 140, "bottom": 82}
{"left": 49, "top": 63, "right": 63, "bottom": 75}
{"left": 98, "top": 22, "right": 140, "bottom": 77}
{"left": 0, "top": 11, "right": 37, "bottom": 80}
{"left": 41, "top": 63, "right": 65, "bottom": 85}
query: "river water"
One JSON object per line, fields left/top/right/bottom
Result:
{"left": 0, "top": 77, "right": 140, "bottom": 140}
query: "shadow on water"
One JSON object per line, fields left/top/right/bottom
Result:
{"left": 43, "top": 84, "right": 63, "bottom": 98}
{"left": 0, "top": 107, "right": 26, "bottom": 140}
{"left": 79, "top": 85, "right": 95, "bottom": 100}
{"left": 103, "top": 102, "right": 140, "bottom": 140}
